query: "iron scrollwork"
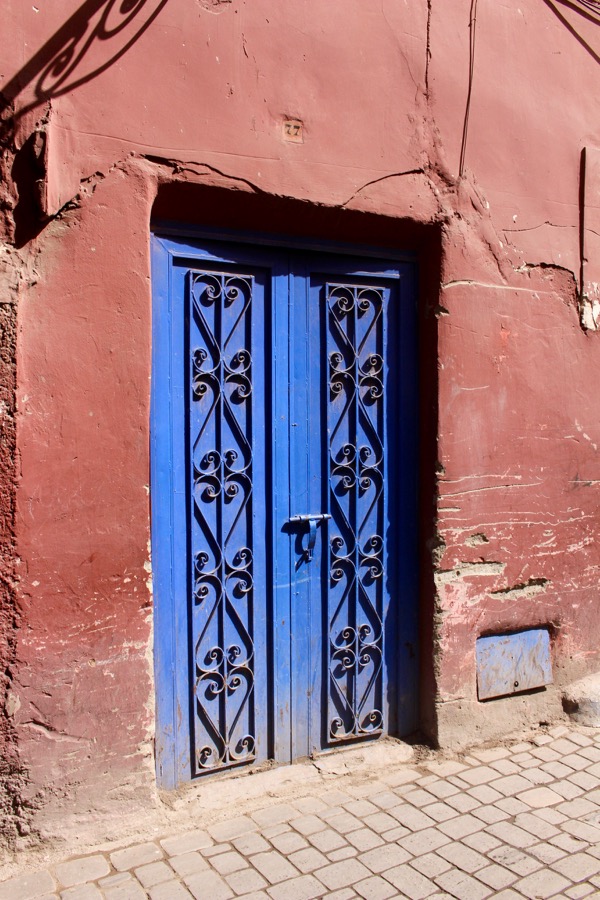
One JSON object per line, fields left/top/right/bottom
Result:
{"left": 327, "top": 284, "right": 386, "bottom": 742}
{"left": 189, "top": 271, "right": 256, "bottom": 772}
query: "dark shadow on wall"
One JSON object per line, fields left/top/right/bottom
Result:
{"left": 543, "top": 0, "right": 600, "bottom": 65}
{"left": 1, "top": 0, "right": 169, "bottom": 247}
{"left": 1, "top": 0, "right": 169, "bottom": 123}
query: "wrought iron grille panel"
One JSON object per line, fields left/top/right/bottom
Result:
{"left": 189, "top": 270, "right": 256, "bottom": 773}
{"left": 327, "top": 283, "right": 385, "bottom": 742}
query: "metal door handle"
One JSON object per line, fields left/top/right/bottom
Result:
{"left": 288, "top": 513, "right": 331, "bottom": 561}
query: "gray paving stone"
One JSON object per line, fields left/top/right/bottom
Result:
{"left": 435, "top": 842, "right": 487, "bottom": 873}
{"left": 553, "top": 852, "right": 600, "bottom": 882}
{"left": 292, "top": 816, "right": 329, "bottom": 836}
{"left": 327, "top": 813, "right": 365, "bottom": 835}
{"left": 381, "top": 863, "right": 438, "bottom": 899}
{"left": 437, "top": 814, "right": 483, "bottom": 839}
{"left": 421, "top": 802, "right": 459, "bottom": 823}
{"left": 486, "top": 820, "right": 538, "bottom": 849}
{"left": 357, "top": 844, "right": 411, "bottom": 874}
{"left": 271, "top": 831, "right": 310, "bottom": 854}
{"left": 345, "top": 829, "right": 384, "bottom": 852}
{"left": 550, "top": 833, "right": 590, "bottom": 853}
{"left": 513, "top": 811, "right": 559, "bottom": 840}
{"left": 169, "top": 851, "right": 210, "bottom": 876}
{"left": 134, "top": 861, "right": 174, "bottom": 888}
{"left": 250, "top": 851, "right": 300, "bottom": 884}
{"left": 327, "top": 847, "right": 358, "bottom": 862}
{"left": 434, "top": 869, "right": 492, "bottom": 900}
{"left": 410, "top": 853, "right": 452, "bottom": 878}
{"left": 103, "top": 882, "right": 147, "bottom": 900}
{"left": 398, "top": 828, "right": 450, "bottom": 856}
{"left": 99, "top": 874, "right": 133, "bottom": 888}
{"left": 354, "top": 876, "right": 397, "bottom": 899}
{"left": 388, "top": 804, "right": 437, "bottom": 831}
{"left": 161, "top": 829, "right": 213, "bottom": 856}
{"left": 443, "top": 793, "right": 481, "bottom": 813}
{"left": 185, "top": 867, "right": 235, "bottom": 899}
{"left": 289, "top": 848, "right": 329, "bottom": 874}
{"left": 204, "top": 842, "right": 234, "bottom": 858}
{"left": 462, "top": 831, "right": 503, "bottom": 853}
{"left": 566, "top": 886, "right": 596, "bottom": 899}
{"left": 252, "top": 805, "right": 298, "bottom": 828}
{"left": 61, "top": 886, "right": 103, "bottom": 900}
{"left": 210, "top": 817, "right": 258, "bottom": 842}
{"left": 487, "top": 845, "right": 543, "bottom": 876}
{"left": 563, "top": 820, "right": 600, "bottom": 843}
{"left": 424, "top": 781, "right": 460, "bottom": 801}
{"left": 110, "top": 841, "right": 163, "bottom": 871}
{"left": 308, "top": 829, "right": 348, "bottom": 853}
{"left": 495, "top": 797, "right": 530, "bottom": 817}
{"left": 471, "top": 804, "right": 511, "bottom": 824}
{"left": 233, "top": 833, "right": 272, "bottom": 856}
{"left": 369, "top": 792, "right": 400, "bottom": 810}
{"left": 0, "top": 870, "right": 57, "bottom": 900}
{"left": 262, "top": 825, "right": 291, "bottom": 840}
{"left": 515, "top": 869, "right": 571, "bottom": 899}
{"left": 458, "top": 767, "right": 499, "bottom": 787}
{"left": 488, "top": 761, "right": 521, "bottom": 777}
{"left": 266, "top": 874, "right": 326, "bottom": 900}
{"left": 55, "top": 855, "right": 110, "bottom": 888}
{"left": 465, "top": 785, "right": 503, "bottom": 805}
{"left": 225, "top": 867, "right": 268, "bottom": 895}
{"left": 528, "top": 841, "right": 568, "bottom": 864}
{"left": 474, "top": 863, "right": 516, "bottom": 890}
{"left": 402, "top": 789, "right": 438, "bottom": 809}
{"left": 293, "top": 798, "right": 330, "bottom": 815}
{"left": 235, "top": 893, "right": 269, "bottom": 900}
{"left": 344, "top": 801, "right": 380, "bottom": 818}
{"left": 315, "top": 860, "right": 371, "bottom": 891}
{"left": 148, "top": 883, "right": 193, "bottom": 900}
{"left": 211, "top": 850, "right": 250, "bottom": 875}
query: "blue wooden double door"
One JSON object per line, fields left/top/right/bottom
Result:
{"left": 152, "top": 235, "right": 418, "bottom": 788}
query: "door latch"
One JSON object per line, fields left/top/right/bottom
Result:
{"left": 288, "top": 513, "right": 331, "bottom": 561}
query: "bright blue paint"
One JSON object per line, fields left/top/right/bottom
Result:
{"left": 151, "top": 233, "right": 419, "bottom": 786}
{"left": 476, "top": 629, "right": 553, "bottom": 700}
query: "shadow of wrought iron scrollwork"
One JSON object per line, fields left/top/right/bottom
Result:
{"left": 542, "top": 0, "right": 600, "bottom": 67}
{"left": 1, "top": 0, "right": 169, "bottom": 124}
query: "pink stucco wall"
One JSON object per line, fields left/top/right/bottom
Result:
{"left": 1, "top": 0, "right": 600, "bottom": 843}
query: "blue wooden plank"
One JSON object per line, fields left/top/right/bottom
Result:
{"left": 476, "top": 629, "right": 553, "bottom": 700}
{"left": 151, "top": 235, "right": 178, "bottom": 789}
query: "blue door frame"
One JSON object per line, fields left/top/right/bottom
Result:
{"left": 151, "top": 232, "right": 418, "bottom": 789}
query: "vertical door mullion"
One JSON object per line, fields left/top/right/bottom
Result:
{"left": 288, "top": 263, "right": 311, "bottom": 760}
{"left": 272, "top": 256, "right": 293, "bottom": 761}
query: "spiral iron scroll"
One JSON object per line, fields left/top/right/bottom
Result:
{"left": 190, "top": 271, "right": 256, "bottom": 772}
{"left": 327, "top": 284, "right": 385, "bottom": 742}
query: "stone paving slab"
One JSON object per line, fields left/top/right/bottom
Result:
{"left": 4, "top": 724, "right": 600, "bottom": 899}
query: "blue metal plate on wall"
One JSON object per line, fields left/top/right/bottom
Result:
{"left": 476, "top": 629, "right": 552, "bottom": 700}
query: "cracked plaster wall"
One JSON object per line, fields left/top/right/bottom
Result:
{"left": 1, "top": 0, "right": 600, "bottom": 847}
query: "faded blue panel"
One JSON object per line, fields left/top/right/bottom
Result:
{"left": 476, "top": 629, "right": 553, "bottom": 701}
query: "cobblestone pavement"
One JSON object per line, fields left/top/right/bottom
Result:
{"left": 5, "top": 724, "right": 600, "bottom": 899}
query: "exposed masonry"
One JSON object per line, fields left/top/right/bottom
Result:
{"left": 434, "top": 563, "right": 506, "bottom": 586}
{"left": 490, "top": 578, "right": 550, "bottom": 601}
